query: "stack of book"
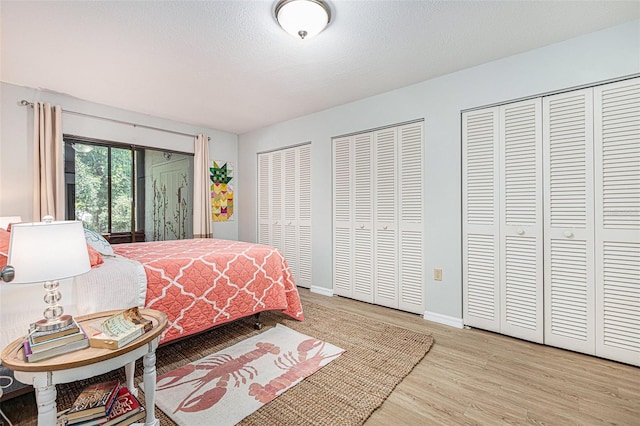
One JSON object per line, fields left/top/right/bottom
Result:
{"left": 23, "top": 320, "right": 89, "bottom": 362}
{"left": 103, "top": 387, "right": 146, "bottom": 426}
{"left": 88, "top": 307, "right": 152, "bottom": 350}
{"left": 63, "top": 380, "right": 145, "bottom": 426}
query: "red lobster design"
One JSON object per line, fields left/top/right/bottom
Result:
{"left": 156, "top": 342, "right": 280, "bottom": 413}
{"left": 248, "top": 338, "right": 343, "bottom": 403}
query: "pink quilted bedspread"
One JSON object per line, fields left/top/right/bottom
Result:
{"left": 113, "top": 239, "right": 304, "bottom": 344}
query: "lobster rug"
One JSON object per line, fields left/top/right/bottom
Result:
{"left": 153, "top": 324, "right": 345, "bottom": 425}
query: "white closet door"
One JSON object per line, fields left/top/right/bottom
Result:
{"left": 463, "top": 108, "right": 501, "bottom": 332}
{"left": 297, "top": 144, "right": 312, "bottom": 289}
{"left": 333, "top": 136, "right": 353, "bottom": 297}
{"left": 270, "top": 151, "right": 284, "bottom": 252}
{"left": 594, "top": 78, "right": 640, "bottom": 366}
{"left": 283, "top": 147, "right": 299, "bottom": 285}
{"left": 543, "top": 89, "right": 595, "bottom": 354}
{"left": 354, "top": 133, "right": 374, "bottom": 303}
{"left": 373, "top": 128, "right": 398, "bottom": 308}
{"left": 499, "top": 99, "right": 543, "bottom": 343}
{"left": 398, "top": 122, "right": 425, "bottom": 314}
{"left": 257, "top": 153, "right": 271, "bottom": 245}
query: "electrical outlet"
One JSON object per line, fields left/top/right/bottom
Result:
{"left": 434, "top": 268, "right": 443, "bottom": 281}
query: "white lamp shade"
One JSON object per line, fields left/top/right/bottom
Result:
{"left": 8, "top": 220, "right": 91, "bottom": 284}
{"left": 0, "top": 216, "right": 22, "bottom": 230}
{"left": 276, "top": 0, "right": 330, "bottom": 39}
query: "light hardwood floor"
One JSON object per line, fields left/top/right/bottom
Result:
{"left": 299, "top": 289, "right": 640, "bottom": 425}
{"left": 2, "top": 289, "right": 638, "bottom": 425}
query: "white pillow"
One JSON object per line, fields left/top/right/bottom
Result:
{"left": 84, "top": 228, "right": 115, "bottom": 256}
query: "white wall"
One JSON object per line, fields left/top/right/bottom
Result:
{"left": 237, "top": 20, "right": 640, "bottom": 321}
{"left": 0, "top": 82, "right": 239, "bottom": 240}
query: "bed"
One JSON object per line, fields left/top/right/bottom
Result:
{"left": 0, "top": 228, "right": 304, "bottom": 399}
{"left": 78, "top": 233, "right": 304, "bottom": 345}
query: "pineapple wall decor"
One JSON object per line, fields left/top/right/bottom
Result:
{"left": 210, "top": 160, "right": 234, "bottom": 222}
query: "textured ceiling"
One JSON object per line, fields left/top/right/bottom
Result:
{"left": 1, "top": 1, "right": 639, "bottom": 134}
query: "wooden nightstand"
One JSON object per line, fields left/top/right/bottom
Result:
{"left": 1, "top": 309, "right": 167, "bottom": 426}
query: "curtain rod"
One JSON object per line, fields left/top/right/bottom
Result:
{"left": 20, "top": 100, "right": 210, "bottom": 141}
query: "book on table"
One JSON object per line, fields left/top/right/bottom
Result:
{"left": 28, "top": 323, "right": 86, "bottom": 353}
{"left": 88, "top": 307, "right": 151, "bottom": 350}
{"left": 88, "top": 326, "right": 144, "bottom": 350}
{"left": 102, "top": 306, "right": 152, "bottom": 334}
{"left": 66, "top": 380, "right": 121, "bottom": 424}
{"left": 23, "top": 326, "right": 89, "bottom": 362}
{"left": 29, "top": 319, "right": 80, "bottom": 343}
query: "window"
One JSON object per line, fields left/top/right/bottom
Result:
{"left": 64, "top": 136, "right": 194, "bottom": 243}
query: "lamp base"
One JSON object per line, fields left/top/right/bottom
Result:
{"left": 34, "top": 314, "right": 74, "bottom": 332}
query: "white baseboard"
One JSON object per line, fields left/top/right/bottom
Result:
{"left": 310, "top": 286, "right": 334, "bottom": 297}
{"left": 423, "top": 310, "right": 464, "bottom": 329}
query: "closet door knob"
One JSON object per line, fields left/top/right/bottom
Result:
{"left": 287, "top": 221, "right": 292, "bottom": 226}
{"left": 360, "top": 225, "right": 364, "bottom": 229}
{"left": 383, "top": 225, "right": 388, "bottom": 230}
{"left": 564, "top": 231, "right": 574, "bottom": 238}
{"left": 516, "top": 229, "right": 525, "bottom": 235}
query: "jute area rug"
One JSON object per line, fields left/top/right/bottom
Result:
{"left": 38, "top": 301, "right": 434, "bottom": 425}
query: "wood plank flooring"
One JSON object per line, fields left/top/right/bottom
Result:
{"left": 300, "top": 289, "right": 640, "bottom": 425}
{"left": 1, "top": 288, "right": 638, "bottom": 425}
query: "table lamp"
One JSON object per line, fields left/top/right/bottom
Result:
{"left": 7, "top": 218, "right": 90, "bottom": 332}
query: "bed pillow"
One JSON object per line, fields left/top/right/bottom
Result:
{"left": 86, "top": 244, "right": 104, "bottom": 267}
{"left": 0, "top": 229, "right": 9, "bottom": 268}
{"left": 84, "top": 228, "right": 114, "bottom": 256}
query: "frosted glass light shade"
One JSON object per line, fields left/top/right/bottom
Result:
{"left": 276, "top": 0, "right": 331, "bottom": 40}
{"left": 8, "top": 220, "right": 91, "bottom": 284}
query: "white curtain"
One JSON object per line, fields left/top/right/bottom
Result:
{"left": 193, "top": 134, "right": 212, "bottom": 238}
{"left": 32, "top": 102, "right": 64, "bottom": 222}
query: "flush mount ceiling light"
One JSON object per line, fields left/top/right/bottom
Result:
{"left": 275, "top": 0, "right": 331, "bottom": 40}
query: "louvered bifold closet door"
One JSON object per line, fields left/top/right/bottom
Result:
{"left": 499, "top": 99, "right": 544, "bottom": 343}
{"left": 333, "top": 136, "right": 354, "bottom": 297}
{"left": 354, "top": 133, "right": 374, "bottom": 302}
{"left": 283, "top": 147, "right": 299, "bottom": 286}
{"left": 594, "top": 77, "right": 640, "bottom": 366}
{"left": 270, "top": 151, "right": 284, "bottom": 252}
{"left": 543, "top": 89, "right": 595, "bottom": 354}
{"left": 257, "top": 153, "right": 271, "bottom": 245}
{"left": 297, "top": 144, "right": 312, "bottom": 288}
{"left": 463, "top": 108, "right": 501, "bottom": 332}
{"left": 398, "top": 122, "right": 425, "bottom": 314}
{"left": 374, "top": 128, "right": 399, "bottom": 308}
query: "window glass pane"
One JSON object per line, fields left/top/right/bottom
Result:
{"left": 65, "top": 138, "right": 193, "bottom": 243}
{"left": 74, "top": 145, "right": 109, "bottom": 233}
{"left": 135, "top": 149, "right": 145, "bottom": 233}
{"left": 110, "top": 147, "right": 133, "bottom": 233}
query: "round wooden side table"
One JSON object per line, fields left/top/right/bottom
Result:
{"left": 1, "top": 309, "right": 167, "bottom": 426}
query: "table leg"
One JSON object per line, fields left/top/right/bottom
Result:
{"left": 142, "top": 351, "right": 159, "bottom": 426}
{"left": 125, "top": 360, "right": 139, "bottom": 398}
{"left": 35, "top": 384, "right": 57, "bottom": 426}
